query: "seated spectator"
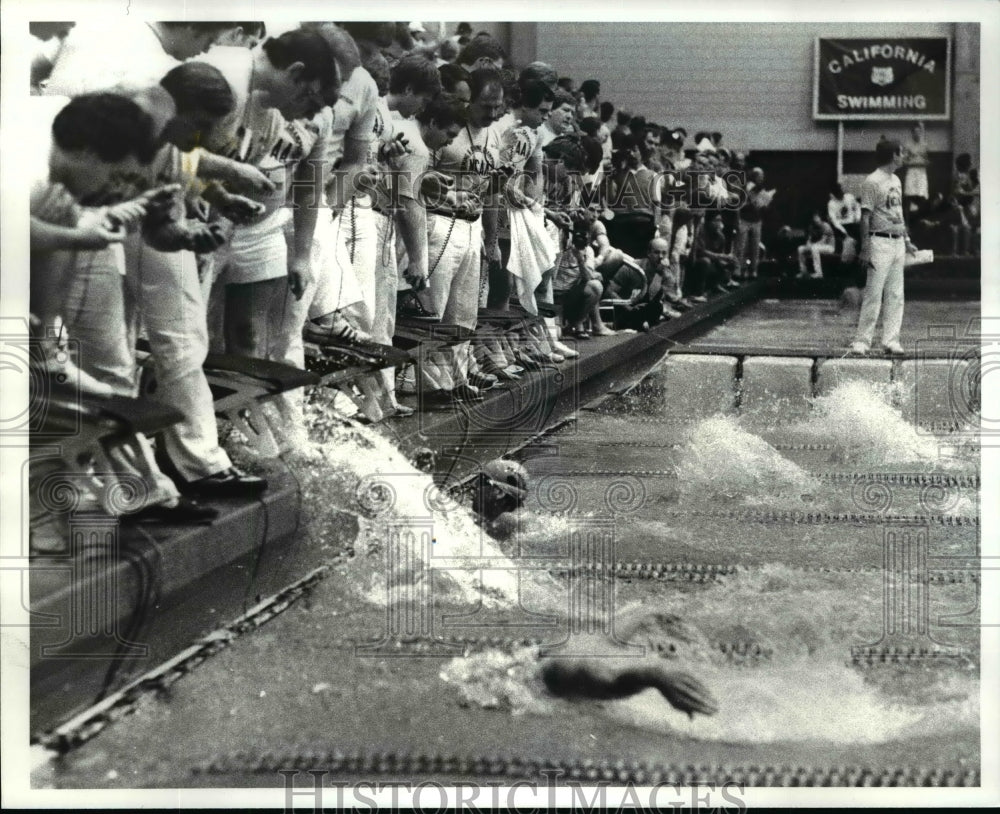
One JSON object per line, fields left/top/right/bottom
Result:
{"left": 926, "top": 193, "right": 973, "bottom": 257}
{"left": 608, "top": 237, "right": 676, "bottom": 330}
{"left": 797, "top": 211, "right": 836, "bottom": 279}
{"left": 551, "top": 225, "right": 613, "bottom": 339}
{"left": 827, "top": 182, "right": 861, "bottom": 262}
{"left": 572, "top": 196, "right": 636, "bottom": 292}
{"left": 690, "top": 212, "right": 734, "bottom": 296}
{"left": 952, "top": 153, "right": 980, "bottom": 254}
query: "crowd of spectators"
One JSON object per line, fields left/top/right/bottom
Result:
{"left": 25, "top": 21, "right": 978, "bottom": 533}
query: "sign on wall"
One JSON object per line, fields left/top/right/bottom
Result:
{"left": 813, "top": 37, "right": 951, "bottom": 120}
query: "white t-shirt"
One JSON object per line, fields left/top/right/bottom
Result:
{"left": 201, "top": 46, "right": 323, "bottom": 219}
{"left": 44, "top": 21, "right": 179, "bottom": 97}
{"left": 324, "top": 67, "right": 378, "bottom": 168}
{"left": 434, "top": 123, "right": 500, "bottom": 192}
{"left": 374, "top": 116, "right": 429, "bottom": 211}
{"left": 861, "top": 168, "right": 905, "bottom": 234}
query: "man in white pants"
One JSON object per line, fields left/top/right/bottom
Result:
{"left": 850, "top": 139, "right": 914, "bottom": 357}
{"left": 417, "top": 67, "right": 506, "bottom": 402}
{"left": 372, "top": 95, "right": 465, "bottom": 414}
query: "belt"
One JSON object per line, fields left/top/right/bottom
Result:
{"left": 871, "top": 231, "right": 904, "bottom": 239}
{"left": 427, "top": 208, "right": 480, "bottom": 223}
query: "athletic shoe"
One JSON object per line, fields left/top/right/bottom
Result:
{"left": 303, "top": 314, "right": 370, "bottom": 346}
{"left": 452, "top": 384, "right": 485, "bottom": 402}
{"left": 725, "top": 279, "right": 742, "bottom": 289}
{"left": 662, "top": 307, "right": 683, "bottom": 318}
{"left": 882, "top": 342, "right": 905, "bottom": 356}
{"left": 551, "top": 340, "right": 579, "bottom": 359}
{"left": 468, "top": 371, "right": 498, "bottom": 390}
{"left": 689, "top": 294, "right": 708, "bottom": 303}
{"left": 387, "top": 404, "right": 416, "bottom": 418}
{"left": 848, "top": 341, "right": 870, "bottom": 355}
{"left": 591, "top": 326, "right": 616, "bottom": 336}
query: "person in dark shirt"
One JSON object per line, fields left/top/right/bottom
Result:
{"left": 690, "top": 212, "right": 734, "bottom": 296}
{"left": 604, "top": 135, "right": 659, "bottom": 259}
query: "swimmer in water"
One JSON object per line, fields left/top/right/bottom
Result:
{"left": 470, "top": 462, "right": 719, "bottom": 718}
{"left": 471, "top": 458, "right": 530, "bottom": 542}
{"left": 539, "top": 607, "right": 719, "bottom": 719}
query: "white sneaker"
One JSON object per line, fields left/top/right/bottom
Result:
{"left": 551, "top": 339, "right": 579, "bottom": 359}
{"left": 848, "top": 341, "right": 869, "bottom": 355}
{"left": 882, "top": 342, "right": 904, "bottom": 355}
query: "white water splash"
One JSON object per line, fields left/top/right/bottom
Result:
{"left": 674, "top": 415, "right": 819, "bottom": 503}
{"left": 796, "top": 381, "right": 940, "bottom": 466}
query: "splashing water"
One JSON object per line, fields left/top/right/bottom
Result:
{"left": 674, "top": 415, "right": 819, "bottom": 503}
{"left": 230, "top": 390, "right": 533, "bottom": 609}
{"left": 439, "top": 564, "right": 979, "bottom": 744}
{"left": 794, "top": 381, "right": 940, "bottom": 467}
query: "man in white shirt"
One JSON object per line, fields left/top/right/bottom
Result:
{"left": 417, "top": 67, "right": 506, "bottom": 402}
{"left": 45, "top": 21, "right": 231, "bottom": 97}
{"left": 35, "top": 92, "right": 220, "bottom": 522}
{"left": 850, "top": 140, "right": 917, "bottom": 356}
{"left": 537, "top": 88, "right": 575, "bottom": 149}
{"left": 370, "top": 95, "right": 466, "bottom": 415}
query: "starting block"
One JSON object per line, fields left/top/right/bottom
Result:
{"left": 202, "top": 353, "right": 319, "bottom": 457}
{"left": 138, "top": 347, "right": 320, "bottom": 458}
{"left": 35, "top": 382, "right": 184, "bottom": 515}
{"left": 304, "top": 338, "right": 413, "bottom": 386}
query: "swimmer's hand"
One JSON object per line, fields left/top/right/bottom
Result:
{"left": 540, "top": 659, "right": 719, "bottom": 718}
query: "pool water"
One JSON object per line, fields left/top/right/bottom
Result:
{"left": 43, "top": 332, "right": 982, "bottom": 788}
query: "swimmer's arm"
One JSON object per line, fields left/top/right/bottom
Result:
{"left": 540, "top": 660, "right": 719, "bottom": 718}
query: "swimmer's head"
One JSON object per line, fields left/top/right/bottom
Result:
{"left": 410, "top": 446, "right": 436, "bottom": 473}
{"left": 473, "top": 458, "right": 528, "bottom": 521}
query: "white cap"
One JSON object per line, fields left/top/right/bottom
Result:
{"left": 408, "top": 21, "right": 426, "bottom": 33}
